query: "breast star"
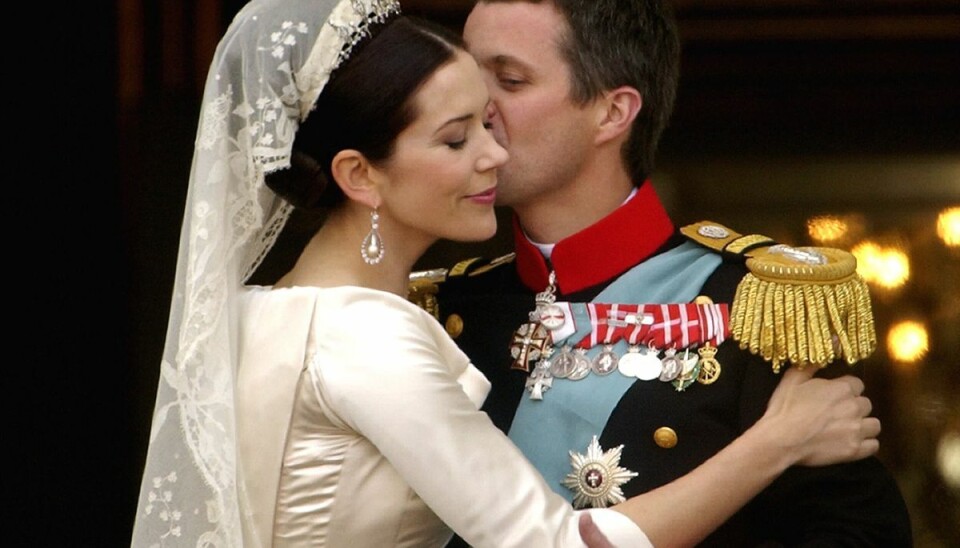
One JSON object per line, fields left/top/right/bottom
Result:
{"left": 562, "top": 436, "right": 638, "bottom": 509}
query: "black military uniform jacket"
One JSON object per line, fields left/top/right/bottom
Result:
{"left": 428, "top": 183, "right": 910, "bottom": 547}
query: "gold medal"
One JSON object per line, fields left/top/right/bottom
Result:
{"left": 697, "top": 343, "right": 722, "bottom": 384}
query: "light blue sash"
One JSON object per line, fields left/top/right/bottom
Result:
{"left": 506, "top": 241, "right": 722, "bottom": 500}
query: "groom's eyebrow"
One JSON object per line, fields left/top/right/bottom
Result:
{"left": 489, "top": 54, "right": 529, "bottom": 71}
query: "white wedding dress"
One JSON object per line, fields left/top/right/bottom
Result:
{"left": 234, "top": 285, "right": 650, "bottom": 547}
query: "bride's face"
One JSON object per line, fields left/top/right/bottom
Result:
{"left": 374, "top": 49, "right": 508, "bottom": 245}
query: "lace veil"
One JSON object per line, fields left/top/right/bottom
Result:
{"left": 131, "top": 1, "right": 401, "bottom": 545}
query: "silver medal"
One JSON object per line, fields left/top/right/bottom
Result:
{"left": 617, "top": 345, "right": 643, "bottom": 378}
{"left": 591, "top": 345, "right": 618, "bottom": 376}
{"left": 659, "top": 348, "right": 682, "bottom": 382}
{"left": 568, "top": 348, "right": 592, "bottom": 380}
{"left": 549, "top": 345, "right": 577, "bottom": 378}
{"left": 635, "top": 345, "right": 663, "bottom": 381}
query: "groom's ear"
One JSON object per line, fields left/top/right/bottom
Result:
{"left": 594, "top": 85, "right": 642, "bottom": 146}
{"left": 330, "top": 149, "right": 383, "bottom": 208}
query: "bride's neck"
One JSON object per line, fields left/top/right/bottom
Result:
{"left": 275, "top": 208, "right": 428, "bottom": 297}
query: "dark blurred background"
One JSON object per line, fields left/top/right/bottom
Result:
{"left": 77, "top": 0, "right": 960, "bottom": 545}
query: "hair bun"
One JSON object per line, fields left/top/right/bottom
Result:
{"left": 265, "top": 149, "right": 333, "bottom": 210}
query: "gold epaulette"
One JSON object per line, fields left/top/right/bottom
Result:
{"left": 407, "top": 267, "right": 446, "bottom": 319}
{"left": 407, "top": 253, "right": 517, "bottom": 319}
{"left": 448, "top": 252, "right": 516, "bottom": 278}
{"left": 682, "top": 221, "right": 877, "bottom": 372}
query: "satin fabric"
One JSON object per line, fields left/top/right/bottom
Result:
{"left": 235, "top": 285, "right": 651, "bottom": 547}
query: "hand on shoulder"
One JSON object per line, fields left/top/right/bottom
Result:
{"left": 760, "top": 365, "right": 881, "bottom": 467}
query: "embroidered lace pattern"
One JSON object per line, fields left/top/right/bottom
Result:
{"left": 131, "top": 1, "right": 400, "bottom": 546}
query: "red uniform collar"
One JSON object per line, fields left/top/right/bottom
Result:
{"left": 513, "top": 182, "right": 674, "bottom": 295}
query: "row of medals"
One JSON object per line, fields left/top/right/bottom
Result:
{"left": 540, "top": 342, "right": 720, "bottom": 391}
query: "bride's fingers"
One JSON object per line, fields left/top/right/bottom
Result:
{"left": 578, "top": 512, "right": 614, "bottom": 548}
{"left": 861, "top": 417, "right": 882, "bottom": 440}
{"left": 856, "top": 395, "right": 873, "bottom": 418}
{"left": 781, "top": 364, "right": 818, "bottom": 385}
{"left": 857, "top": 438, "right": 880, "bottom": 459}
{"left": 835, "top": 374, "right": 865, "bottom": 397}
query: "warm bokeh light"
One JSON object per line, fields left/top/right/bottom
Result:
{"left": 852, "top": 241, "right": 882, "bottom": 284}
{"left": 807, "top": 215, "right": 848, "bottom": 243}
{"left": 887, "top": 320, "right": 929, "bottom": 363}
{"left": 937, "top": 206, "right": 960, "bottom": 247}
{"left": 937, "top": 431, "right": 960, "bottom": 489}
{"left": 852, "top": 241, "right": 910, "bottom": 289}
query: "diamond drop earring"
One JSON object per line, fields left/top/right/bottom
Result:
{"left": 361, "top": 208, "right": 385, "bottom": 265}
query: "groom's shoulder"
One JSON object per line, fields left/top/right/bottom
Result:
{"left": 445, "top": 252, "right": 517, "bottom": 282}
{"left": 407, "top": 252, "right": 518, "bottom": 317}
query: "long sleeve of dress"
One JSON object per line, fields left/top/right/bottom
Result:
{"left": 306, "top": 289, "right": 650, "bottom": 548}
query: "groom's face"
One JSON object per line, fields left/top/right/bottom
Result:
{"left": 464, "top": 1, "right": 596, "bottom": 211}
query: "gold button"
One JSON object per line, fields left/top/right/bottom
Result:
{"left": 445, "top": 314, "right": 464, "bottom": 339}
{"left": 694, "top": 295, "right": 714, "bottom": 305}
{"left": 653, "top": 427, "right": 678, "bottom": 449}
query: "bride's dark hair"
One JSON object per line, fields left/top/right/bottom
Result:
{"left": 266, "top": 15, "right": 466, "bottom": 210}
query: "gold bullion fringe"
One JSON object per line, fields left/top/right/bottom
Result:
{"left": 731, "top": 274, "right": 877, "bottom": 372}
{"left": 407, "top": 278, "right": 441, "bottom": 319}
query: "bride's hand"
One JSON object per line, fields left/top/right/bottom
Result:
{"left": 760, "top": 365, "right": 881, "bottom": 467}
{"left": 578, "top": 513, "right": 614, "bottom": 548}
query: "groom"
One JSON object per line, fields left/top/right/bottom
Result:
{"left": 425, "top": 0, "right": 912, "bottom": 546}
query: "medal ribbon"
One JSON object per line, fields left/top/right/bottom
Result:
{"left": 647, "top": 304, "right": 681, "bottom": 348}
{"left": 625, "top": 305, "right": 652, "bottom": 345}
{"left": 577, "top": 303, "right": 642, "bottom": 349}
{"left": 695, "top": 302, "right": 729, "bottom": 345}
{"left": 571, "top": 303, "right": 729, "bottom": 350}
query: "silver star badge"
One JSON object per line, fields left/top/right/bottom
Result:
{"left": 562, "top": 436, "right": 638, "bottom": 508}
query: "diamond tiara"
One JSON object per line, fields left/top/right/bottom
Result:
{"left": 330, "top": 0, "right": 402, "bottom": 70}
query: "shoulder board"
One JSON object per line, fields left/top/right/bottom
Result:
{"left": 407, "top": 252, "right": 517, "bottom": 318}
{"left": 680, "top": 220, "right": 777, "bottom": 256}
{"left": 682, "top": 221, "right": 878, "bottom": 373}
{"left": 445, "top": 252, "right": 516, "bottom": 278}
